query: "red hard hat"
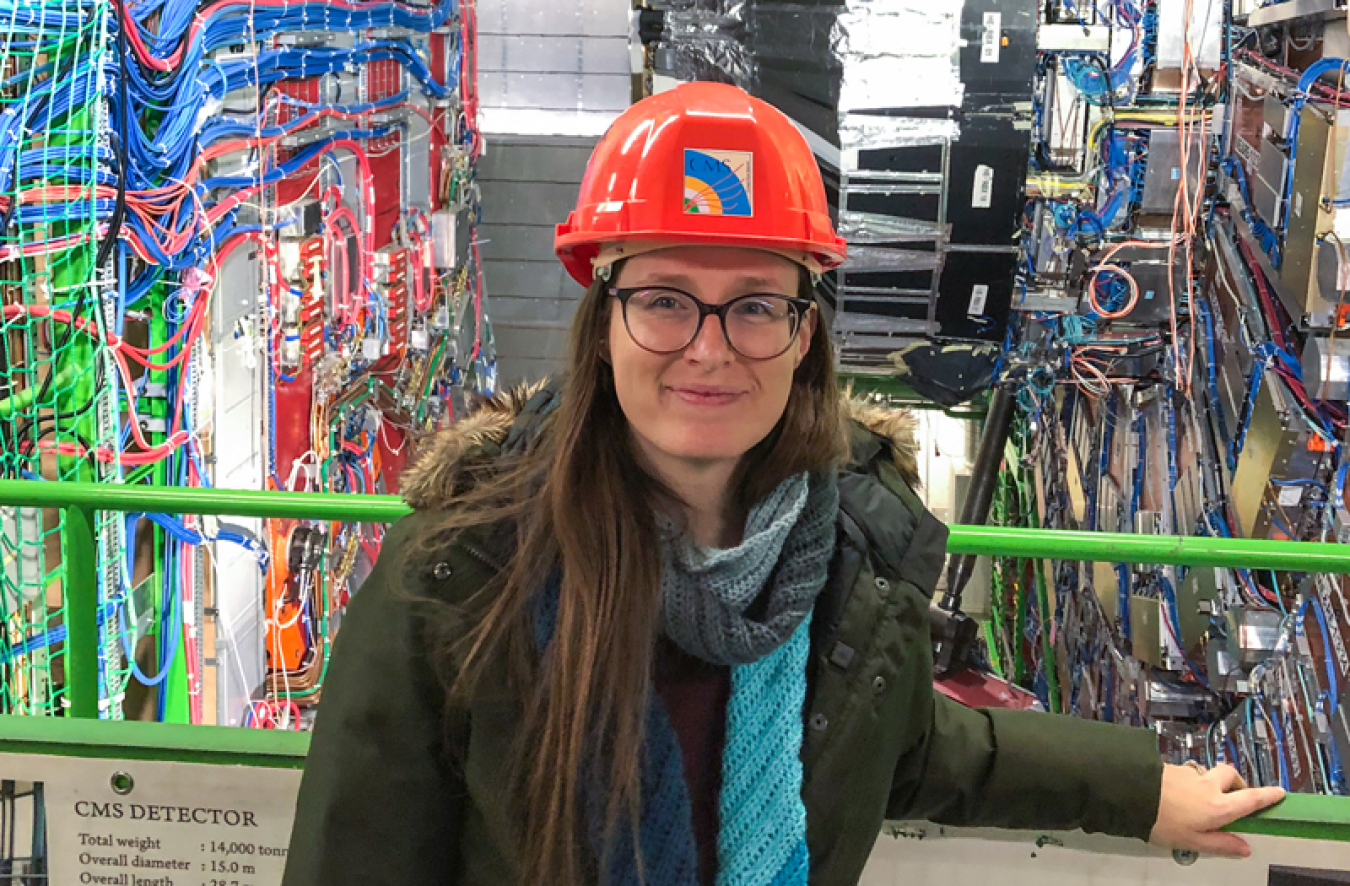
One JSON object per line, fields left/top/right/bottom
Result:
{"left": 554, "top": 82, "right": 847, "bottom": 286}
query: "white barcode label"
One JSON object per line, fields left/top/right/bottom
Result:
{"left": 981, "top": 12, "right": 1001, "bottom": 63}
{"left": 973, "top": 164, "right": 994, "bottom": 208}
{"left": 968, "top": 284, "right": 989, "bottom": 316}
{"left": 1278, "top": 485, "right": 1303, "bottom": 506}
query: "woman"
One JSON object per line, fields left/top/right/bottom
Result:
{"left": 283, "top": 82, "right": 1284, "bottom": 886}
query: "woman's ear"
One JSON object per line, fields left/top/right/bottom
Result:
{"left": 793, "top": 305, "right": 816, "bottom": 369}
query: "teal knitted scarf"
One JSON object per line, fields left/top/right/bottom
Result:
{"left": 539, "top": 472, "right": 839, "bottom": 886}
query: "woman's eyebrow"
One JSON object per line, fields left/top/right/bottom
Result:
{"left": 630, "top": 273, "right": 788, "bottom": 290}
{"left": 628, "top": 273, "right": 697, "bottom": 289}
{"left": 732, "top": 276, "right": 788, "bottom": 290}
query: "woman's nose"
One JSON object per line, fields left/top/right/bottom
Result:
{"left": 683, "top": 311, "right": 735, "bottom": 364}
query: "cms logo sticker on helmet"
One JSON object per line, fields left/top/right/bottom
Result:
{"left": 683, "top": 149, "right": 753, "bottom": 217}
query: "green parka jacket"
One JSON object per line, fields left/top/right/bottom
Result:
{"left": 283, "top": 381, "right": 1165, "bottom": 886}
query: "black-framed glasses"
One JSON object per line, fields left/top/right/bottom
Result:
{"left": 609, "top": 286, "right": 814, "bottom": 360}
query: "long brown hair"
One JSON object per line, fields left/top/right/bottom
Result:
{"left": 418, "top": 263, "right": 848, "bottom": 884}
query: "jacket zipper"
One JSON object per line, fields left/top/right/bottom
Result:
{"left": 458, "top": 539, "right": 505, "bottom": 573}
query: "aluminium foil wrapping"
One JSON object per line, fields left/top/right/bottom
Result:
{"left": 655, "top": 3, "right": 754, "bottom": 87}
{"left": 839, "top": 209, "right": 947, "bottom": 244}
{"left": 651, "top": 1, "right": 778, "bottom": 89}
{"left": 843, "top": 245, "right": 943, "bottom": 272}
{"left": 650, "top": 0, "right": 844, "bottom": 142}
{"left": 835, "top": 0, "right": 963, "bottom": 111}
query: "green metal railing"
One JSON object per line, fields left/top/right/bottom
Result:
{"left": 1, "top": 712, "right": 309, "bottom": 769}
{"left": 12, "top": 477, "right": 1350, "bottom": 716}
{"left": 2, "top": 477, "right": 1350, "bottom": 842}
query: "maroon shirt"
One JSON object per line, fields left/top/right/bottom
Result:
{"left": 653, "top": 637, "right": 731, "bottom": 886}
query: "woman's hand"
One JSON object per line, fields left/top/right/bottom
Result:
{"left": 1149, "top": 762, "right": 1285, "bottom": 857}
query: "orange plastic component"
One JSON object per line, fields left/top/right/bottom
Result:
{"left": 554, "top": 82, "right": 846, "bottom": 286}
{"left": 265, "top": 521, "right": 311, "bottom": 674}
{"left": 299, "top": 238, "right": 327, "bottom": 368}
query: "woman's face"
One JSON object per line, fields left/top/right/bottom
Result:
{"left": 607, "top": 245, "right": 814, "bottom": 476}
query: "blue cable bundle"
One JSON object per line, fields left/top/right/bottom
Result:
{"left": 198, "top": 91, "right": 410, "bottom": 147}
{"left": 93, "top": 0, "right": 457, "bottom": 203}
{"left": 1230, "top": 352, "right": 1268, "bottom": 469}
{"left": 1277, "top": 58, "right": 1350, "bottom": 254}
{"left": 1193, "top": 297, "right": 1232, "bottom": 450}
{"left": 1222, "top": 156, "right": 1279, "bottom": 257}
{"left": 1061, "top": 54, "right": 1113, "bottom": 105}
{"left": 119, "top": 0, "right": 453, "bottom": 72}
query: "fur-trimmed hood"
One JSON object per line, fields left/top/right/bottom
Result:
{"left": 399, "top": 379, "right": 919, "bottom": 510}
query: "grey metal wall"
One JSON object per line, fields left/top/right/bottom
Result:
{"left": 479, "top": 137, "right": 596, "bottom": 386}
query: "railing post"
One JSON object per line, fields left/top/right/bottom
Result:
{"left": 63, "top": 504, "right": 99, "bottom": 719}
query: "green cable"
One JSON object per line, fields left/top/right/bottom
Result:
{"left": 0, "top": 367, "right": 76, "bottom": 419}
{"left": 416, "top": 337, "right": 449, "bottom": 425}
{"left": 123, "top": 464, "right": 157, "bottom": 486}
{"left": 1032, "top": 553, "right": 1062, "bottom": 713}
{"left": 984, "top": 621, "right": 1005, "bottom": 679}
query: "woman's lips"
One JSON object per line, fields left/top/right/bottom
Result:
{"left": 668, "top": 386, "right": 745, "bottom": 406}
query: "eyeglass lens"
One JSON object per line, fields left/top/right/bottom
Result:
{"left": 622, "top": 288, "right": 801, "bottom": 359}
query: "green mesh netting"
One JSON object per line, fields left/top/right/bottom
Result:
{"left": 0, "top": 0, "right": 123, "bottom": 717}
